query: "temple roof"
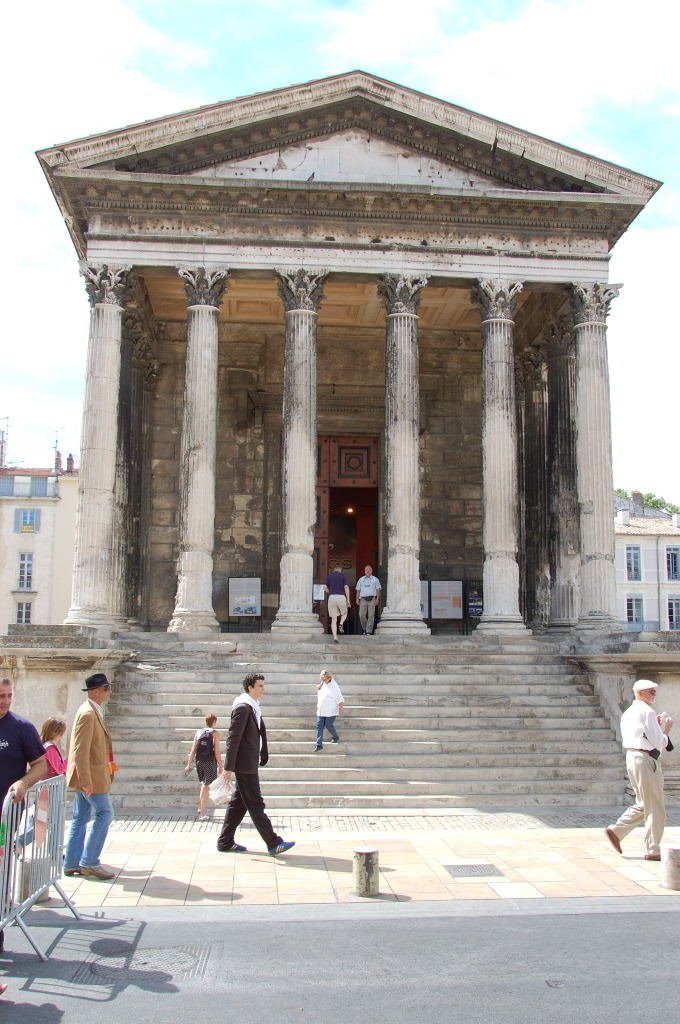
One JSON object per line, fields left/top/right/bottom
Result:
{"left": 37, "top": 70, "right": 661, "bottom": 260}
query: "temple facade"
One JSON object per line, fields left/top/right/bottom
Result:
{"left": 38, "top": 72, "right": 660, "bottom": 638}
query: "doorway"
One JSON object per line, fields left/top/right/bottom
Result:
{"left": 314, "top": 435, "right": 380, "bottom": 588}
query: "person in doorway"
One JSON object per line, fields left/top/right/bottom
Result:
{"left": 185, "top": 712, "right": 222, "bottom": 819}
{"left": 63, "top": 673, "right": 118, "bottom": 880}
{"left": 355, "top": 565, "right": 382, "bottom": 635}
{"left": 314, "top": 670, "right": 344, "bottom": 750}
{"left": 0, "top": 677, "right": 47, "bottom": 955}
{"left": 324, "top": 564, "right": 350, "bottom": 643}
{"left": 605, "top": 679, "right": 674, "bottom": 861}
{"left": 217, "top": 673, "right": 294, "bottom": 856}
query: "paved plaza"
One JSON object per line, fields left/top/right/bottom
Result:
{"left": 52, "top": 807, "right": 680, "bottom": 908}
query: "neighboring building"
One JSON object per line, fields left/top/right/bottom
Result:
{"left": 0, "top": 455, "right": 78, "bottom": 631}
{"left": 615, "top": 494, "right": 680, "bottom": 633}
{"left": 37, "top": 71, "right": 659, "bottom": 637}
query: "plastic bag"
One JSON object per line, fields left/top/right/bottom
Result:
{"left": 208, "top": 775, "right": 234, "bottom": 806}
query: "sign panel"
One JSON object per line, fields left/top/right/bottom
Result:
{"left": 420, "top": 579, "right": 430, "bottom": 618}
{"left": 228, "top": 578, "right": 261, "bottom": 617}
{"left": 467, "top": 586, "right": 483, "bottom": 618}
{"left": 430, "top": 580, "right": 463, "bottom": 620}
{"left": 313, "top": 584, "right": 326, "bottom": 602}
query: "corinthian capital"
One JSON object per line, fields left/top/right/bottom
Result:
{"left": 378, "top": 274, "right": 428, "bottom": 315}
{"left": 473, "top": 279, "right": 523, "bottom": 321}
{"left": 276, "top": 269, "right": 328, "bottom": 312}
{"left": 80, "top": 263, "right": 133, "bottom": 307}
{"left": 547, "top": 313, "right": 575, "bottom": 356}
{"left": 179, "top": 266, "right": 229, "bottom": 308}
{"left": 570, "top": 283, "right": 620, "bottom": 326}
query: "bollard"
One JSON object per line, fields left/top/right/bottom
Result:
{"left": 353, "top": 847, "right": 379, "bottom": 897}
{"left": 661, "top": 846, "right": 680, "bottom": 890}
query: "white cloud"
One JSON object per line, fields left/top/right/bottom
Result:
{"left": 608, "top": 224, "right": 680, "bottom": 500}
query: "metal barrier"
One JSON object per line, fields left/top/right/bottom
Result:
{"left": 0, "top": 775, "right": 80, "bottom": 960}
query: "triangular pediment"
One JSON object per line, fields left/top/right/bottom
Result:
{"left": 38, "top": 71, "right": 660, "bottom": 200}
{"left": 187, "top": 129, "right": 517, "bottom": 190}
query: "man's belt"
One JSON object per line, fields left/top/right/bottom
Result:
{"left": 626, "top": 747, "right": 659, "bottom": 759}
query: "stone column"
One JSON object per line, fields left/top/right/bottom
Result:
{"left": 168, "top": 267, "right": 229, "bottom": 635}
{"left": 271, "top": 269, "right": 327, "bottom": 634}
{"left": 547, "top": 313, "right": 580, "bottom": 626}
{"left": 473, "top": 279, "right": 528, "bottom": 633}
{"left": 522, "top": 342, "right": 550, "bottom": 627}
{"left": 376, "top": 275, "right": 429, "bottom": 635}
{"left": 571, "top": 283, "right": 619, "bottom": 626}
{"left": 65, "top": 263, "right": 132, "bottom": 632}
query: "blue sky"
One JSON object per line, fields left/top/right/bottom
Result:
{"left": 2, "top": 0, "right": 678, "bottom": 501}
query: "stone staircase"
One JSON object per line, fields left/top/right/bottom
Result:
{"left": 104, "top": 633, "right": 625, "bottom": 811}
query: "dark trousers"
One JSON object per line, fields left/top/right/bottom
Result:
{"left": 217, "top": 772, "right": 281, "bottom": 851}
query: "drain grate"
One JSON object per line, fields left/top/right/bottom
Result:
{"left": 72, "top": 942, "right": 211, "bottom": 986}
{"left": 444, "top": 863, "right": 503, "bottom": 878}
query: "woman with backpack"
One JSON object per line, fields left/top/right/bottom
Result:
{"left": 184, "top": 713, "right": 222, "bottom": 819}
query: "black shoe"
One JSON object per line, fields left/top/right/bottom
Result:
{"left": 331, "top": 738, "right": 339, "bottom": 744}
{"left": 314, "top": 745, "right": 322, "bottom": 750}
{"left": 338, "top": 623, "right": 344, "bottom": 633}
{"left": 217, "top": 842, "right": 247, "bottom": 853}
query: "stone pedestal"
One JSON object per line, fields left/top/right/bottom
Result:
{"left": 272, "top": 270, "right": 327, "bottom": 635}
{"left": 65, "top": 264, "right": 132, "bottom": 633}
{"left": 376, "top": 275, "right": 429, "bottom": 636}
{"left": 168, "top": 268, "right": 228, "bottom": 636}
{"left": 473, "top": 280, "right": 528, "bottom": 634}
{"left": 571, "top": 283, "right": 619, "bottom": 629}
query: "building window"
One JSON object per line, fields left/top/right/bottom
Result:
{"left": 669, "top": 599, "right": 680, "bottom": 631}
{"left": 626, "top": 597, "right": 643, "bottom": 625}
{"left": 13, "top": 508, "right": 41, "bottom": 533}
{"left": 667, "top": 547, "right": 680, "bottom": 582}
{"left": 18, "top": 553, "right": 33, "bottom": 590}
{"left": 16, "top": 602, "right": 32, "bottom": 624}
{"left": 29, "top": 476, "right": 48, "bottom": 497}
{"left": 626, "top": 545, "right": 641, "bottom": 581}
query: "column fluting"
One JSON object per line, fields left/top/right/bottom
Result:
{"left": 571, "top": 282, "right": 619, "bottom": 624}
{"left": 168, "top": 267, "right": 228, "bottom": 634}
{"left": 473, "top": 279, "right": 528, "bottom": 632}
{"left": 376, "top": 275, "right": 429, "bottom": 634}
{"left": 65, "top": 263, "right": 132, "bottom": 631}
{"left": 272, "top": 269, "right": 327, "bottom": 633}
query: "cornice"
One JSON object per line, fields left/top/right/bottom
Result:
{"left": 59, "top": 170, "right": 639, "bottom": 244}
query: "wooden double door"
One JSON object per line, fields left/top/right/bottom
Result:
{"left": 314, "top": 435, "right": 379, "bottom": 587}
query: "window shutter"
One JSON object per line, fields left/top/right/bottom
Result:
{"left": 14, "top": 509, "right": 21, "bottom": 532}
{"left": 34, "top": 509, "right": 41, "bottom": 532}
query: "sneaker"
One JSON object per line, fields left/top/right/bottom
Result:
{"left": 338, "top": 623, "right": 344, "bottom": 634}
{"left": 333, "top": 638, "right": 339, "bottom": 644}
{"left": 79, "top": 865, "right": 115, "bottom": 880}
{"left": 314, "top": 745, "right": 322, "bottom": 751}
{"left": 217, "top": 842, "right": 247, "bottom": 853}
{"left": 268, "top": 840, "right": 295, "bottom": 856}
{"left": 331, "top": 737, "right": 339, "bottom": 743}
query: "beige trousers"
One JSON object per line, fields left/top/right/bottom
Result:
{"left": 610, "top": 751, "right": 665, "bottom": 856}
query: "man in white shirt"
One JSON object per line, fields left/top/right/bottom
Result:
{"left": 355, "top": 565, "right": 381, "bottom": 635}
{"left": 314, "top": 670, "right": 344, "bottom": 751}
{"left": 605, "top": 679, "right": 674, "bottom": 860}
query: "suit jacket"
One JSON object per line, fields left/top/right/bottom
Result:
{"left": 66, "top": 700, "right": 113, "bottom": 794}
{"left": 224, "top": 702, "right": 268, "bottom": 773}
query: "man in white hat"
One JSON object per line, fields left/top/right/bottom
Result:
{"left": 605, "top": 679, "right": 674, "bottom": 860}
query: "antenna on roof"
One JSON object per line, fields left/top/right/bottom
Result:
{"left": 0, "top": 417, "right": 9, "bottom": 468}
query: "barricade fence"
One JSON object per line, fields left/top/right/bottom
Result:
{"left": 1, "top": 774, "right": 80, "bottom": 960}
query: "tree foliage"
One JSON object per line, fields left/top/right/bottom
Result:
{"left": 615, "top": 488, "right": 679, "bottom": 514}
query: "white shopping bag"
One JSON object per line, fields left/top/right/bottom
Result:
{"left": 208, "top": 775, "right": 234, "bottom": 806}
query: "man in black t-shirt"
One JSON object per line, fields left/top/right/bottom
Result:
{"left": 0, "top": 677, "right": 47, "bottom": 954}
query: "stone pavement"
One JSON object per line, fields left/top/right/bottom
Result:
{"left": 53, "top": 806, "right": 680, "bottom": 908}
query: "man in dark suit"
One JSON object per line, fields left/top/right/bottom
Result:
{"left": 217, "top": 673, "right": 294, "bottom": 856}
